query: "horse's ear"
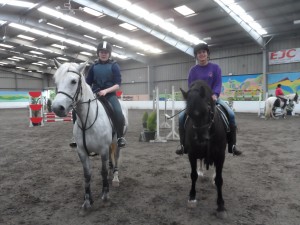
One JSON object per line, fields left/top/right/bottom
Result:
{"left": 180, "top": 88, "right": 188, "bottom": 100}
{"left": 54, "top": 58, "right": 61, "bottom": 69}
{"left": 78, "top": 61, "right": 88, "bottom": 74}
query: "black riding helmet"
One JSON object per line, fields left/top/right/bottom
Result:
{"left": 97, "top": 41, "right": 112, "bottom": 56}
{"left": 193, "top": 43, "right": 209, "bottom": 57}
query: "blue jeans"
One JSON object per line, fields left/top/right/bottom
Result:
{"left": 179, "top": 98, "right": 236, "bottom": 130}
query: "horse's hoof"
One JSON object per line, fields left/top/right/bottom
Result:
{"left": 216, "top": 209, "right": 228, "bottom": 219}
{"left": 187, "top": 199, "right": 197, "bottom": 208}
{"left": 81, "top": 200, "right": 92, "bottom": 210}
{"left": 112, "top": 179, "right": 120, "bottom": 187}
{"left": 197, "top": 170, "right": 204, "bottom": 177}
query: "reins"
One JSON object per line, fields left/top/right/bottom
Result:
{"left": 56, "top": 69, "right": 100, "bottom": 154}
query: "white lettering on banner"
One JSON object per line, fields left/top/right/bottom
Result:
{"left": 269, "top": 48, "right": 300, "bottom": 65}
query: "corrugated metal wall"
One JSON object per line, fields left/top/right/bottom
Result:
{"left": 1, "top": 36, "right": 300, "bottom": 94}
{"left": 0, "top": 70, "right": 43, "bottom": 91}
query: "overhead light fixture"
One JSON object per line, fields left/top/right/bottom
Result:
{"left": 84, "top": 35, "right": 97, "bottom": 40}
{"left": 51, "top": 44, "right": 67, "bottom": 50}
{"left": 80, "top": 51, "right": 93, "bottom": 56}
{"left": 56, "top": 57, "right": 69, "bottom": 61}
{"left": 7, "top": 57, "right": 20, "bottom": 61}
{"left": 294, "top": 20, "right": 300, "bottom": 24}
{"left": 17, "top": 34, "right": 36, "bottom": 41}
{"left": 119, "top": 23, "right": 138, "bottom": 31}
{"left": 82, "top": 7, "right": 103, "bottom": 17}
{"left": 113, "top": 45, "right": 123, "bottom": 49}
{"left": 30, "top": 50, "right": 43, "bottom": 55}
{"left": 0, "top": 43, "right": 14, "bottom": 48}
{"left": 47, "top": 22, "right": 64, "bottom": 29}
{"left": 0, "top": 0, "right": 37, "bottom": 8}
{"left": 0, "top": 20, "right": 6, "bottom": 25}
{"left": 174, "top": 5, "right": 195, "bottom": 16}
{"left": 12, "top": 56, "right": 25, "bottom": 60}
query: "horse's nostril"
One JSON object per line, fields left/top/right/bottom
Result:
{"left": 59, "top": 105, "right": 65, "bottom": 111}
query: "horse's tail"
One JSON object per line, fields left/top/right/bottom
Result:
{"left": 265, "top": 99, "right": 271, "bottom": 119}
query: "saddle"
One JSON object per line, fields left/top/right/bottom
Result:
{"left": 97, "top": 95, "right": 116, "bottom": 131}
{"left": 274, "top": 97, "right": 287, "bottom": 109}
{"left": 216, "top": 104, "right": 230, "bottom": 133}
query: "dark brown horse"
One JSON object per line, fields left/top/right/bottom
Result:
{"left": 181, "top": 80, "right": 227, "bottom": 216}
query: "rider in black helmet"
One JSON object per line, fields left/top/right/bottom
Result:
{"left": 86, "top": 41, "right": 126, "bottom": 148}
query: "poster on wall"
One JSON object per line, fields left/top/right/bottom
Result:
{"left": 0, "top": 91, "right": 29, "bottom": 102}
{"left": 221, "top": 74, "right": 263, "bottom": 101}
{"left": 267, "top": 72, "right": 300, "bottom": 96}
{"left": 269, "top": 48, "right": 300, "bottom": 65}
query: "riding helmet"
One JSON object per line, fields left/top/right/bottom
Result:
{"left": 97, "top": 41, "right": 112, "bottom": 56}
{"left": 193, "top": 42, "right": 209, "bottom": 57}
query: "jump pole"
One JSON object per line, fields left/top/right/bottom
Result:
{"left": 165, "top": 86, "right": 179, "bottom": 141}
{"left": 150, "top": 86, "right": 167, "bottom": 143}
{"left": 160, "top": 89, "right": 171, "bottom": 129}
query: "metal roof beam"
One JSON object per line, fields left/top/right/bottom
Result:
{"left": 72, "top": 0, "right": 194, "bottom": 56}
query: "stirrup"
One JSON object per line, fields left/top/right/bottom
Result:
{"left": 117, "top": 137, "right": 126, "bottom": 148}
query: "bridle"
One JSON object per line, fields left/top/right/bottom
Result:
{"left": 190, "top": 104, "right": 215, "bottom": 132}
{"left": 56, "top": 69, "right": 99, "bottom": 153}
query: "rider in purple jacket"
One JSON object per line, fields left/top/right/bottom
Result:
{"left": 176, "top": 43, "right": 242, "bottom": 156}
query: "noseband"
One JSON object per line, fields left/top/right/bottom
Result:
{"left": 191, "top": 106, "right": 215, "bottom": 131}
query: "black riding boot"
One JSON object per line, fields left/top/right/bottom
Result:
{"left": 117, "top": 129, "right": 126, "bottom": 148}
{"left": 175, "top": 128, "right": 186, "bottom": 155}
{"left": 228, "top": 125, "right": 242, "bottom": 156}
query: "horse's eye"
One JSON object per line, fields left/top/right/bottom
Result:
{"left": 71, "top": 79, "right": 77, "bottom": 85}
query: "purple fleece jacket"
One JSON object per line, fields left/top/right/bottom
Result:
{"left": 188, "top": 62, "right": 222, "bottom": 97}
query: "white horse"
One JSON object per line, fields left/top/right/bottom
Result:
{"left": 265, "top": 93, "right": 298, "bottom": 119}
{"left": 52, "top": 60, "right": 128, "bottom": 209}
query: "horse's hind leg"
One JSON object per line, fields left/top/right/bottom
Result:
{"left": 77, "top": 152, "right": 93, "bottom": 209}
{"left": 188, "top": 156, "right": 198, "bottom": 208}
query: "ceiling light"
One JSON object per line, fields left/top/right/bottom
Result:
{"left": 82, "top": 7, "right": 103, "bottom": 17}
{"left": 17, "top": 34, "right": 36, "bottom": 41}
{"left": 64, "top": 39, "right": 81, "bottom": 46}
{"left": 113, "top": 45, "right": 123, "bottom": 49}
{"left": 30, "top": 50, "right": 43, "bottom": 55}
{"left": 38, "top": 6, "right": 63, "bottom": 18}
{"left": 61, "top": 15, "right": 83, "bottom": 25}
{"left": 0, "top": 0, "right": 37, "bottom": 8}
{"left": 80, "top": 44, "right": 96, "bottom": 51}
{"left": 16, "top": 66, "right": 25, "bottom": 69}
{"left": 0, "top": 43, "right": 14, "bottom": 48}
{"left": 46, "top": 22, "right": 64, "bottom": 29}
{"left": 294, "top": 20, "right": 300, "bottom": 24}
{"left": 56, "top": 57, "right": 69, "bottom": 61}
{"left": 30, "top": 28, "right": 49, "bottom": 37}
{"left": 9, "top": 23, "right": 30, "bottom": 31}
{"left": 80, "top": 51, "right": 93, "bottom": 56}
{"left": 81, "top": 22, "right": 101, "bottom": 32}
{"left": 12, "top": 56, "right": 25, "bottom": 60}
{"left": 48, "top": 34, "right": 65, "bottom": 42}
{"left": 0, "top": 20, "right": 6, "bottom": 25}
{"left": 127, "top": 5, "right": 149, "bottom": 17}
{"left": 136, "top": 52, "right": 145, "bottom": 56}
{"left": 84, "top": 35, "right": 97, "bottom": 40}
{"left": 107, "top": 0, "right": 131, "bottom": 9}
{"left": 7, "top": 57, "right": 20, "bottom": 61}
{"left": 119, "top": 23, "right": 137, "bottom": 31}
{"left": 51, "top": 44, "right": 67, "bottom": 50}
{"left": 174, "top": 5, "right": 195, "bottom": 16}
{"left": 32, "top": 62, "right": 44, "bottom": 66}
